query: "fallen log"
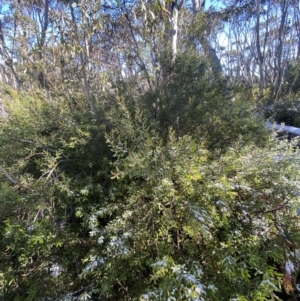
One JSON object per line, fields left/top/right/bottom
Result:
{"left": 267, "top": 122, "right": 300, "bottom": 137}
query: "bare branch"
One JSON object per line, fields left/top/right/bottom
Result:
{"left": 0, "top": 164, "right": 19, "bottom": 185}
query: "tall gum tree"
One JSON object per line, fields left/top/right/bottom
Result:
{"left": 217, "top": 0, "right": 300, "bottom": 100}
{"left": 167, "top": 0, "right": 223, "bottom": 73}
{"left": 195, "top": 0, "right": 223, "bottom": 76}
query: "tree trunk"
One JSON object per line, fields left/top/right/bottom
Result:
{"left": 273, "top": 0, "right": 288, "bottom": 100}
{"left": 167, "top": 0, "right": 185, "bottom": 59}
{"left": 70, "top": 3, "right": 94, "bottom": 112}
{"left": 193, "top": 0, "right": 222, "bottom": 76}
{"left": 199, "top": 33, "right": 223, "bottom": 76}
{"left": 256, "top": 0, "right": 264, "bottom": 98}
{"left": 37, "top": 0, "right": 49, "bottom": 89}
{"left": 0, "top": 21, "right": 22, "bottom": 90}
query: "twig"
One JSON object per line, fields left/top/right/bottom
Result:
{"left": 19, "top": 139, "right": 71, "bottom": 161}
{"left": 0, "top": 164, "right": 19, "bottom": 184}
{"left": 70, "top": 285, "right": 91, "bottom": 297}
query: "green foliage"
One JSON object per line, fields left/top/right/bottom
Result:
{"left": 266, "top": 95, "right": 300, "bottom": 127}
{"left": 80, "top": 102, "right": 300, "bottom": 300}
{"left": 0, "top": 90, "right": 112, "bottom": 300}
{"left": 0, "top": 86, "right": 300, "bottom": 300}
{"left": 1, "top": 1, "right": 300, "bottom": 300}
{"left": 141, "top": 52, "right": 268, "bottom": 153}
{"left": 283, "top": 62, "right": 300, "bottom": 95}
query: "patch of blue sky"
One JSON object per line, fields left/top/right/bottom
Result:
{"left": 0, "top": 2, "right": 9, "bottom": 17}
{"left": 205, "top": 0, "right": 226, "bottom": 11}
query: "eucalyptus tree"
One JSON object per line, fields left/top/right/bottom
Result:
{"left": 217, "top": 0, "right": 300, "bottom": 100}
{"left": 0, "top": 0, "right": 107, "bottom": 110}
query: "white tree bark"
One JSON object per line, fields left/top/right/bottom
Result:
{"left": 273, "top": 0, "right": 288, "bottom": 100}
{"left": 255, "top": 0, "right": 264, "bottom": 96}
{"left": 171, "top": 6, "right": 179, "bottom": 57}
{"left": 167, "top": 0, "right": 185, "bottom": 59}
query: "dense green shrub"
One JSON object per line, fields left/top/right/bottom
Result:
{"left": 140, "top": 52, "right": 268, "bottom": 153}
{"left": 0, "top": 90, "right": 112, "bottom": 300}
{"left": 283, "top": 62, "right": 300, "bottom": 95}
{"left": 0, "top": 85, "right": 299, "bottom": 300}
{"left": 266, "top": 96, "right": 300, "bottom": 127}
{"left": 81, "top": 102, "right": 300, "bottom": 301}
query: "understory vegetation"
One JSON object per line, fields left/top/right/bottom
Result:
{"left": 0, "top": 0, "right": 300, "bottom": 300}
{"left": 1, "top": 54, "right": 300, "bottom": 301}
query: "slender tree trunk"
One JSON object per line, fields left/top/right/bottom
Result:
{"left": 38, "top": 0, "right": 49, "bottom": 89}
{"left": 273, "top": 0, "right": 288, "bottom": 100}
{"left": 70, "top": 4, "right": 94, "bottom": 112}
{"left": 199, "top": 34, "right": 222, "bottom": 76}
{"left": 170, "top": 3, "right": 179, "bottom": 58}
{"left": 0, "top": 21, "right": 22, "bottom": 89}
{"left": 192, "top": 0, "right": 204, "bottom": 13}
{"left": 256, "top": 0, "right": 264, "bottom": 98}
{"left": 193, "top": 0, "right": 222, "bottom": 76}
{"left": 167, "top": 0, "right": 185, "bottom": 59}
